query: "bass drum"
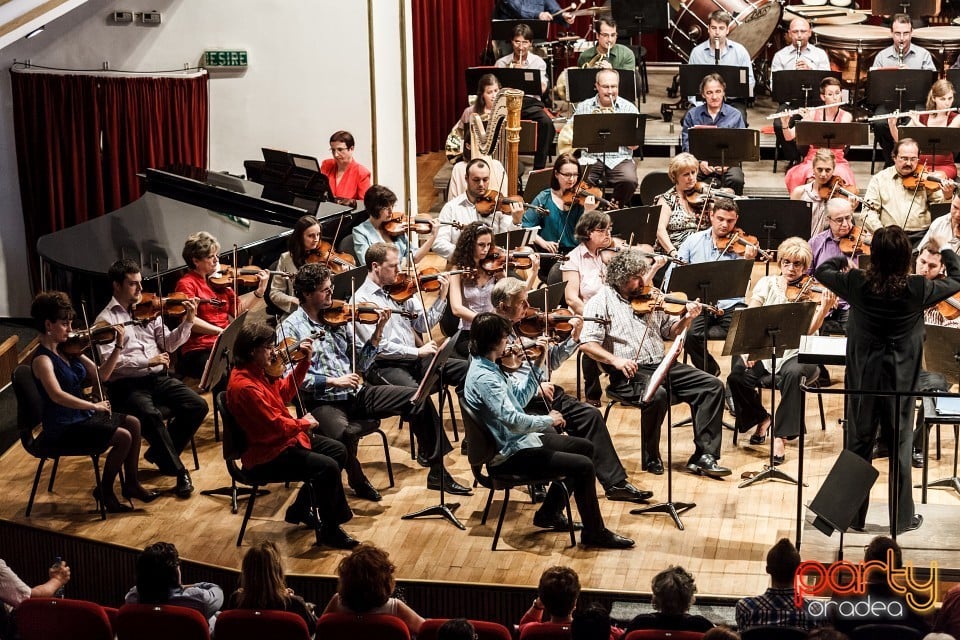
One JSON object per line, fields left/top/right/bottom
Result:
{"left": 666, "top": 0, "right": 783, "bottom": 61}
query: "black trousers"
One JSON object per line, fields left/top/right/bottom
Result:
{"left": 490, "top": 433, "right": 605, "bottom": 536}
{"left": 686, "top": 303, "right": 744, "bottom": 376}
{"left": 910, "top": 370, "right": 948, "bottom": 453}
{"left": 583, "top": 159, "right": 638, "bottom": 208}
{"left": 607, "top": 362, "right": 724, "bottom": 465}
{"left": 697, "top": 167, "right": 745, "bottom": 196}
{"left": 773, "top": 109, "right": 802, "bottom": 165}
{"left": 727, "top": 356, "right": 819, "bottom": 439}
{"left": 582, "top": 354, "right": 602, "bottom": 402}
{"left": 306, "top": 384, "right": 446, "bottom": 482}
{"left": 244, "top": 435, "right": 351, "bottom": 525}
{"left": 522, "top": 95, "right": 554, "bottom": 170}
{"left": 177, "top": 349, "right": 210, "bottom": 380}
{"left": 106, "top": 374, "right": 208, "bottom": 473}
{"left": 526, "top": 387, "right": 627, "bottom": 490}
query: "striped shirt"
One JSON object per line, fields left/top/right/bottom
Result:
{"left": 581, "top": 285, "right": 679, "bottom": 366}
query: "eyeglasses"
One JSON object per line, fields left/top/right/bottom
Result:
{"left": 828, "top": 216, "right": 853, "bottom": 224}
{"left": 896, "top": 156, "right": 919, "bottom": 162}
{"left": 318, "top": 286, "right": 334, "bottom": 295}
{"left": 557, "top": 172, "right": 580, "bottom": 179}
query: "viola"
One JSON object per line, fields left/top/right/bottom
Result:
{"left": 304, "top": 244, "right": 355, "bottom": 274}
{"left": 497, "top": 339, "right": 546, "bottom": 372}
{"left": 716, "top": 229, "right": 774, "bottom": 261}
{"left": 263, "top": 331, "right": 325, "bottom": 378}
{"left": 383, "top": 268, "right": 476, "bottom": 303}
{"left": 480, "top": 247, "right": 568, "bottom": 273}
{"left": 382, "top": 213, "right": 435, "bottom": 237}
{"left": 319, "top": 300, "right": 417, "bottom": 327}
{"left": 786, "top": 275, "right": 827, "bottom": 304}
{"left": 629, "top": 287, "right": 723, "bottom": 317}
{"left": 131, "top": 292, "right": 224, "bottom": 322}
{"left": 838, "top": 226, "right": 872, "bottom": 257}
{"left": 515, "top": 307, "right": 610, "bottom": 339}
{"left": 817, "top": 175, "right": 857, "bottom": 200}
{"left": 208, "top": 266, "right": 267, "bottom": 289}
{"left": 475, "top": 190, "right": 548, "bottom": 217}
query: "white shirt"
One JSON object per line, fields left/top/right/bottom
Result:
{"left": 96, "top": 296, "right": 193, "bottom": 378}
{"left": 572, "top": 96, "right": 639, "bottom": 169}
{"left": 434, "top": 193, "right": 522, "bottom": 259}
{"left": 771, "top": 42, "right": 831, "bottom": 74}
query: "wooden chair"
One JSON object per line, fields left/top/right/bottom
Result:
{"left": 315, "top": 612, "right": 411, "bottom": 640}
{"left": 216, "top": 609, "right": 311, "bottom": 640}
{"left": 116, "top": 603, "right": 210, "bottom": 640}
{"left": 16, "top": 598, "right": 113, "bottom": 640}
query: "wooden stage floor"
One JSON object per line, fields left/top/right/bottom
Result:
{"left": 4, "top": 275, "right": 960, "bottom": 601}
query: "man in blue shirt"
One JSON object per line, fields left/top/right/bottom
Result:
{"left": 687, "top": 10, "right": 754, "bottom": 122}
{"left": 681, "top": 73, "right": 747, "bottom": 195}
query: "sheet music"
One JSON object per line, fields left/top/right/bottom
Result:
{"left": 642, "top": 330, "right": 685, "bottom": 405}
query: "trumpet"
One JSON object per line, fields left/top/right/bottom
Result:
{"left": 859, "top": 106, "right": 960, "bottom": 122}
{"left": 767, "top": 101, "right": 849, "bottom": 119}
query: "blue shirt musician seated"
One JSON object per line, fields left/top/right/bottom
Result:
{"left": 680, "top": 73, "right": 746, "bottom": 196}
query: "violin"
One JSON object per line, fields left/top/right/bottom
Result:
{"left": 903, "top": 168, "right": 956, "bottom": 192}
{"left": 515, "top": 307, "right": 610, "bottom": 339}
{"left": 838, "top": 226, "right": 872, "bottom": 257}
{"left": 561, "top": 181, "right": 617, "bottom": 209}
{"left": 131, "top": 292, "right": 224, "bottom": 322}
{"left": 685, "top": 182, "right": 736, "bottom": 204}
{"left": 383, "top": 268, "right": 476, "bottom": 303}
{"left": 208, "top": 266, "right": 268, "bottom": 289}
{"left": 480, "top": 247, "right": 568, "bottom": 273}
{"left": 785, "top": 275, "right": 827, "bottom": 304}
{"left": 60, "top": 322, "right": 132, "bottom": 356}
{"left": 629, "top": 287, "right": 723, "bottom": 317}
{"left": 263, "top": 331, "right": 325, "bottom": 378}
{"left": 319, "top": 300, "right": 417, "bottom": 327}
{"left": 817, "top": 175, "right": 857, "bottom": 200}
{"left": 382, "top": 213, "right": 435, "bottom": 237}
{"left": 497, "top": 339, "right": 546, "bottom": 372}
{"left": 304, "top": 243, "right": 355, "bottom": 274}
{"left": 937, "top": 291, "right": 960, "bottom": 320}
{"left": 475, "top": 191, "right": 547, "bottom": 217}
{"left": 716, "top": 229, "right": 774, "bottom": 261}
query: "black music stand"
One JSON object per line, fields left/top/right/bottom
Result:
{"left": 571, "top": 112, "right": 642, "bottom": 191}
{"left": 200, "top": 311, "right": 248, "bottom": 393}
{"left": 722, "top": 302, "right": 817, "bottom": 487}
{"left": 949, "top": 69, "right": 960, "bottom": 95}
{"left": 494, "top": 229, "right": 536, "bottom": 251}
{"left": 332, "top": 266, "right": 368, "bottom": 300}
{"left": 529, "top": 282, "right": 566, "bottom": 311}
{"left": 688, "top": 128, "right": 761, "bottom": 170}
{"left": 402, "top": 333, "right": 467, "bottom": 529}
{"left": 490, "top": 19, "right": 549, "bottom": 44}
{"left": 609, "top": 205, "right": 660, "bottom": 246}
{"left": 871, "top": 0, "right": 939, "bottom": 16}
{"left": 612, "top": 0, "right": 668, "bottom": 35}
{"left": 630, "top": 330, "right": 694, "bottom": 530}
{"left": 680, "top": 64, "right": 751, "bottom": 101}
{"left": 737, "top": 199, "right": 813, "bottom": 256}
{"left": 899, "top": 127, "right": 960, "bottom": 172}
{"left": 866, "top": 69, "right": 935, "bottom": 110}
{"left": 795, "top": 121, "right": 869, "bottom": 149}
{"left": 567, "top": 68, "right": 638, "bottom": 104}
{"left": 921, "top": 325, "right": 960, "bottom": 496}
{"left": 772, "top": 70, "right": 842, "bottom": 107}
{"left": 466, "top": 67, "right": 544, "bottom": 97}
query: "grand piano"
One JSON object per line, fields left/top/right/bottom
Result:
{"left": 38, "top": 166, "right": 353, "bottom": 313}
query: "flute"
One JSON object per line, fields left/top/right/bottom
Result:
{"left": 859, "top": 107, "right": 960, "bottom": 122}
{"left": 768, "top": 101, "right": 849, "bottom": 119}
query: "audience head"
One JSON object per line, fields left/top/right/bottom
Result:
{"left": 538, "top": 566, "right": 581, "bottom": 620}
{"left": 335, "top": 543, "right": 396, "bottom": 613}
{"left": 31, "top": 291, "right": 75, "bottom": 334}
{"left": 363, "top": 185, "right": 398, "bottom": 222}
{"left": 864, "top": 535, "right": 902, "bottom": 568}
{"left": 571, "top": 603, "right": 612, "bottom": 640}
{"left": 135, "top": 542, "right": 181, "bottom": 605}
{"left": 182, "top": 231, "right": 220, "bottom": 271}
{"left": 237, "top": 541, "right": 289, "bottom": 610}
{"left": 806, "top": 629, "right": 850, "bottom": 640}
{"left": 437, "top": 618, "right": 477, "bottom": 640}
{"left": 233, "top": 322, "right": 276, "bottom": 367}
{"left": 702, "top": 627, "right": 740, "bottom": 640}
{"left": 651, "top": 565, "right": 697, "bottom": 615}
{"left": 289, "top": 214, "right": 322, "bottom": 266}
{"left": 605, "top": 248, "right": 651, "bottom": 295}
{"left": 469, "top": 312, "right": 513, "bottom": 357}
{"left": 766, "top": 538, "right": 803, "bottom": 587}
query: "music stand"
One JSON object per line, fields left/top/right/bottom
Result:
{"left": 612, "top": 0, "right": 669, "bottom": 36}
{"left": 737, "top": 199, "right": 813, "bottom": 256}
{"left": 200, "top": 311, "right": 248, "bottom": 393}
{"left": 489, "top": 19, "right": 549, "bottom": 44}
{"left": 494, "top": 229, "right": 536, "bottom": 251}
{"left": 921, "top": 325, "right": 960, "bottom": 496}
{"left": 866, "top": 69, "right": 935, "bottom": 110}
{"left": 898, "top": 127, "right": 960, "bottom": 173}
{"left": 795, "top": 122, "right": 869, "bottom": 149}
{"left": 528, "top": 282, "right": 566, "bottom": 311}
{"left": 871, "top": 0, "right": 939, "bottom": 17}
{"left": 466, "top": 67, "right": 543, "bottom": 97}
{"left": 688, "top": 128, "right": 761, "bottom": 169}
{"left": 571, "top": 112, "right": 642, "bottom": 191}
{"left": 630, "top": 329, "right": 695, "bottom": 530}
{"left": 680, "top": 64, "right": 751, "bottom": 101}
{"left": 772, "top": 70, "right": 841, "bottom": 106}
{"left": 608, "top": 205, "right": 660, "bottom": 246}
{"left": 722, "top": 303, "right": 817, "bottom": 487}
{"left": 402, "top": 333, "right": 467, "bottom": 529}
{"left": 332, "top": 266, "right": 368, "bottom": 300}
{"left": 949, "top": 70, "right": 960, "bottom": 95}
{"left": 567, "top": 68, "right": 638, "bottom": 104}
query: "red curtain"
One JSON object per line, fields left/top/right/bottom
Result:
{"left": 10, "top": 71, "right": 208, "bottom": 288}
{"left": 412, "top": 0, "right": 496, "bottom": 153}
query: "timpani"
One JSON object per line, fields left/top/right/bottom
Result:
{"left": 912, "top": 26, "right": 960, "bottom": 74}
{"left": 813, "top": 25, "right": 889, "bottom": 100}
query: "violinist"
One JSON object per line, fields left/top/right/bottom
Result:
{"left": 808, "top": 198, "right": 857, "bottom": 334}
{"left": 96, "top": 260, "right": 207, "bottom": 498}
{"left": 351, "top": 185, "right": 437, "bottom": 267}
{"left": 319, "top": 131, "right": 371, "bottom": 209}
{"left": 669, "top": 198, "right": 755, "bottom": 376}
{"left": 434, "top": 158, "right": 523, "bottom": 259}
{"left": 789, "top": 150, "right": 857, "bottom": 237}
{"left": 447, "top": 221, "right": 537, "bottom": 357}
{"left": 225, "top": 322, "right": 358, "bottom": 549}
{"left": 30, "top": 291, "right": 155, "bottom": 513}
{"left": 491, "top": 277, "right": 653, "bottom": 503}
{"left": 919, "top": 192, "right": 960, "bottom": 257}
{"left": 569, "top": 68, "right": 639, "bottom": 208}
{"left": 862, "top": 138, "right": 954, "bottom": 246}
{"left": 279, "top": 263, "right": 471, "bottom": 499}
{"left": 174, "top": 231, "right": 269, "bottom": 379}
{"left": 578, "top": 250, "right": 732, "bottom": 478}
{"left": 524, "top": 153, "right": 599, "bottom": 279}
{"left": 270, "top": 215, "right": 322, "bottom": 315}
{"left": 782, "top": 77, "right": 856, "bottom": 195}
{"left": 726, "top": 238, "right": 836, "bottom": 465}
{"left": 888, "top": 80, "right": 960, "bottom": 180}
{"left": 655, "top": 153, "right": 710, "bottom": 258}
{"left": 680, "top": 73, "right": 746, "bottom": 196}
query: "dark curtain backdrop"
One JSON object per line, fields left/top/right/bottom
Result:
{"left": 413, "top": 0, "right": 496, "bottom": 153}
{"left": 10, "top": 71, "right": 208, "bottom": 288}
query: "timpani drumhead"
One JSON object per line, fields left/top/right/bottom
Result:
{"left": 668, "top": 0, "right": 783, "bottom": 60}
{"left": 813, "top": 24, "right": 890, "bottom": 49}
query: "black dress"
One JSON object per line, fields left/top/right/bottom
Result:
{"left": 815, "top": 250, "right": 960, "bottom": 531}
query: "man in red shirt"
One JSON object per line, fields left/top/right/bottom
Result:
{"left": 226, "top": 322, "right": 358, "bottom": 549}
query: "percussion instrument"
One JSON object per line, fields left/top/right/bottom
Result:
{"left": 813, "top": 25, "right": 888, "bottom": 99}
{"left": 666, "top": 0, "right": 783, "bottom": 60}
{"left": 912, "top": 26, "right": 960, "bottom": 72}
{"left": 783, "top": 7, "right": 867, "bottom": 26}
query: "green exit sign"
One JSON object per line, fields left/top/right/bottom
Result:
{"left": 203, "top": 50, "right": 248, "bottom": 68}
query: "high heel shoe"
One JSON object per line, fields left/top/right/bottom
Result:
{"left": 92, "top": 487, "right": 133, "bottom": 513}
{"left": 122, "top": 484, "right": 160, "bottom": 503}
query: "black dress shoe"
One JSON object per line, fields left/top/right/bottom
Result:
{"left": 415, "top": 452, "right": 431, "bottom": 468}
{"left": 144, "top": 449, "right": 180, "bottom": 477}
{"left": 533, "top": 510, "right": 584, "bottom": 531}
{"left": 350, "top": 479, "right": 383, "bottom": 502}
{"left": 898, "top": 514, "right": 923, "bottom": 534}
{"left": 873, "top": 443, "right": 890, "bottom": 459}
{"left": 642, "top": 459, "right": 664, "bottom": 475}
{"left": 285, "top": 505, "right": 321, "bottom": 530}
{"left": 92, "top": 487, "right": 133, "bottom": 513}
{"left": 426, "top": 467, "right": 472, "bottom": 496}
{"left": 912, "top": 450, "right": 925, "bottom": 469}
{"left": 605, "top": 482, "right": 653, "bottom": 503}
{"left": 318, "top": 523, "right": 360, "bottom": 549}
{"left": 122, "top": 484, "right": 161, "bottom": 503}
{"left": 749, "top": 432, "right": 767, "bottom": 445}
{"left": 772, "top": 454, "right": 785, "bottom": 466}
{"left": 581, "top": 528, "right": 635, "bottom": 549}
{"left": 175, "top": 471, "right": 194, "bottom": 498}
{"left": 686, "top": 454, "right": 732, "bottom": 479}
{"left": 528, "top": 483, "right": 548, "bottom": 503}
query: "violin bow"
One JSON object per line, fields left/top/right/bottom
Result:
{"left": 232, "top": 244, "right": 240, "bottom": 318}
{"left": 327, "top": 212, "right": 347, "bottom": 272}
{"left": 276, "top": 316, "right": 307, "bottom": 417}
{"left": 154, "top": 260, "right": 169, "bottom": 376}
{"left": 542, "top": 288, "right": 551, "bottom": 384}
{"left": 79, "top": 302, "right": 107, "bottom": 406}
{"left": 351, "top": 279, "right": 358, "bottom": 374}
